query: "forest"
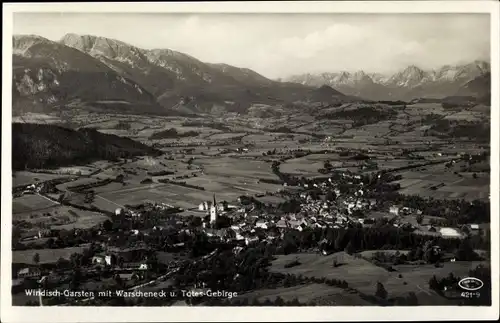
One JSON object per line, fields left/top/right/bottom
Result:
{"left": 12, "top": 123, "right": 161, "bottom": 170}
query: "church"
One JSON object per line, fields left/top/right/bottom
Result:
{"left": 209, "top": 194, "right": 219, "bottom": 223}
{"left": 197, "top": 194, "right": 220, "bottom": 223}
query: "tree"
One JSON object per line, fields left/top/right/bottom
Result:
{"left": 428, "top": 275, "right": 440, "bottom": 291}
{"left": 325, "top": 191, "right": 337, "bottom": 202}
{"left": 274, "top": 296, "right": 285, "bottom": 306}
{"left": 334, "top": 231, "right": 346, "bottom": 251}
{"left": 456, "top": 238, "right": 476, "bottom": 261}
{"left": 375, "top": 282, "right": 388, "bottom": 300}
{"left": 102, "top": 219, "right": 113, "bottom": 231}
{"left": 344, "top": 241, "right": 355, "bottom": 255}
{"left": 84, "top": 191, "right": 95, "bottom": 204}
{"left": 406, "top": 292, "right": 418, "bottom": 305}
{"left": 33, "top": 253, "right": 40, "bottom": 266}
{"left": 56, "top": 257, "right": 69, "bottom": 269}
{"left": 70, "top": 269, "right": 82, "bottom": 290}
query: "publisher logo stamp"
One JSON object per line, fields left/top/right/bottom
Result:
{"left": 458, "top": 277, "right": 484, "bottom": 291}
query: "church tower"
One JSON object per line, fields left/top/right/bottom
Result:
{"left": 210, "top": 194, "right": 218, "bottom": 223}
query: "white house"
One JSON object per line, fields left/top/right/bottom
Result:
{"left": 255, "top": 220, "right": 269, "bottom": 229}
{"left": 389, "top": 206, "right": 399, "bottom": 215}
{"left": 198, "top": 202, "right": 208, "bottom": 211}
{"left": 470, "top": 224, "right": 480, "bottom": 230}
{"left": 92, "top": 254, "right": 113, "bottom": 266}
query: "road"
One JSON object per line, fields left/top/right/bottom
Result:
{"left": 36, "top": 193, "right": 60, "bottom": 205}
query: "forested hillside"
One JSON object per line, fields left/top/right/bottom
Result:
{"left": 12, "top": 123, "right": 161, "bottom": 170}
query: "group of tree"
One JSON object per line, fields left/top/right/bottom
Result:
{"left": 321, "top": 106, "right": 398, "bottom": 127}
{"left": 12, "top": 123, "right": 161, "bottom": 170}
{"left": 148, "top": 128, "right": 199, "bottom": 140}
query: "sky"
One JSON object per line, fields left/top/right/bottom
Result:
{"left": 13, "top": 13, "right": 490, "bottom": 79}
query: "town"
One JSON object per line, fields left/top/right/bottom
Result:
{"left": 12, "top": 143, "right": 490, "bottom": 307}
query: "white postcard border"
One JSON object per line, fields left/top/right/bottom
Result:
{"left": 2, "top": 1, "right": 499, "bottom": 322}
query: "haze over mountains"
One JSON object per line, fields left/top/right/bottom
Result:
{"left": 286, "top": 61, "right": 491, "bottom": 102}
{"left": 12, "top": 33, "right": 490, "bottom": 116}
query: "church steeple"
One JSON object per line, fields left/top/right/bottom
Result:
{"left": 210, "top": 194, "right": 218, "bottom": 224}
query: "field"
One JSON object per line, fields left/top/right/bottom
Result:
{"left": 293, "top": 122, "right": 345, "bottom": 136}
{"left": 13, "top": 194, "right": 58, "bottom": 214}
{"left": 12, "top": 245, "right": 90, "bottom": 264}
{"left": 239, "top": 283, "right": 371, "bottom": 305}
{"left": 88, "top": 182, "right": 239, "bottom": 211}
{"left": 12, "top": 113, "right": 63, "bottom": 124}
{"left": 395, "top": 163, "right": 489, "bottom": 201}
{"left": 194, "top": 157, "right": 279, "bottom": 180}
{"left": 76, "top": 159, "right": 285, "bottom": 210}
{"left": 444, "top": 110, "right": 484, "bottom": 122}
{"left": 405, "top": 103, "right": 448, "bottom": 116}
{"left": 280, "top": 154, "right": 343, "bottom": 177}
{"left": 13, "top": 205, "right": 110, "bottom": 230}
{"left": 13, "top": 171, "right": 69, "bottom": 187}
{"left": 185, "top": 175, "right": 282, "bottom": 196}
{"left": 208, "top": 132, "right": 247, "bottom": 140}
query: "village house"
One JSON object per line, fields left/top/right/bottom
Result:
{"left": 245, "top": 236, "right": 260, "bottom": 246}
{"left": 37, "top": 229, "right": 52, "bottom": 239}
{"left": 92, "top": 254, "right": 114, "bottom": 266}
{"left": 389, "top": 205, "right": 400, "bottom": 216}
{"left": 469, "top": 224, "right": 480, "bottom": 231}
{"left": 123, "top": 261, "right": 149, "bottom": 271}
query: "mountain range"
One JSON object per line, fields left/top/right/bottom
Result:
{"left": 12, "top": 34, "right": 490, "bottom": 116}
{"left": 285, "top": 61, "right": 491, "bottom": 102}
{"left": 12, "top": 34, "right": 354, "bottom": 116}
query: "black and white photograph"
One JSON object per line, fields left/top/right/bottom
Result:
{"left": 1, "top": 1, "right": 499, "bottom": 322}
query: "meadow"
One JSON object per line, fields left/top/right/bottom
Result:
{"left": 13, "top": 171, "right": 68, "bottom": 188}
{"left": 14, "top": 205, "right": 109, "bottom": 230}
{"left": 239, "top": 283, "right": 371, "bottom": 305}
{"left": 13, "top": 194, "right": 58, "bottom": 214}
{"left": 268, "top": 252, "right": 482, "bottom": 303}
{"left": 12, "top": 245, "right": 91, "bottom": 265}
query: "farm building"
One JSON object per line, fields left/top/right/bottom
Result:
{"left": 439, "top": 227, "right": 463, "bottom": 238}
{"left": 38, "top": 229, "right": 51, "bottom": 238}
{"left": 17, "top": 267, "right": 42, "bottom": 279}
{"left": 92, "top": 254, "right": 114, "bottom": 266}
{"left": 469, "top": 224, "right": 480, "bottom": 231}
